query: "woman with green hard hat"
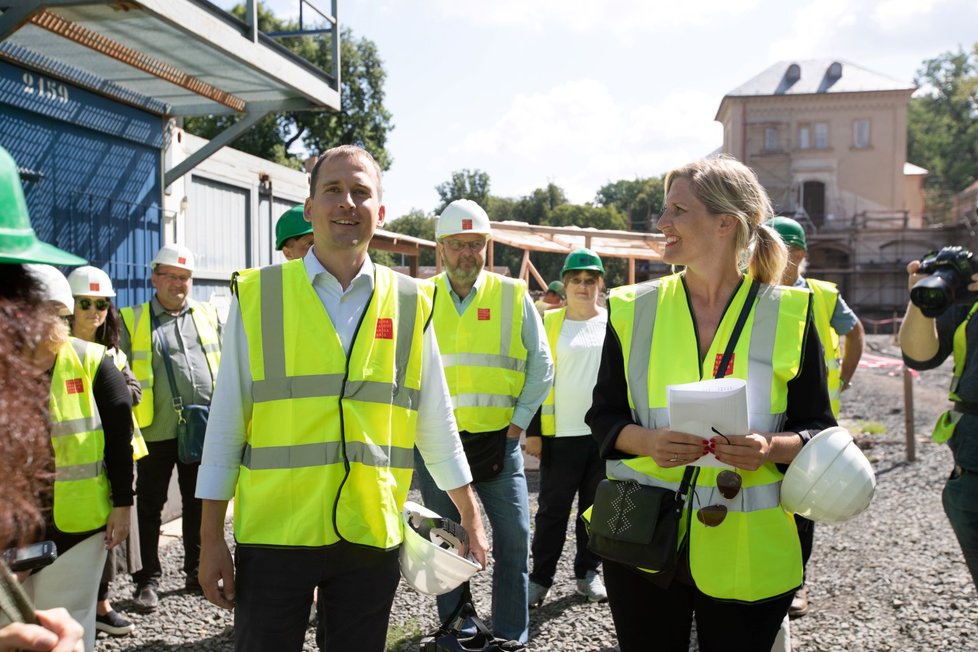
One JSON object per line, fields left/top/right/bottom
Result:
{"left": 526, "top": 247, "right": 609, "bottom": 607}
{"left": 275, "top": 205, "right": 314, "bottom": 261}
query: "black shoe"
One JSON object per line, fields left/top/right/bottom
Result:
{"left": 185, "top": 575, "right": 202, "bottom": 594}
{"left": 133, "top": 585, "right": 159, "bottom": 612}
{"left": 95, "top": 610, "right": 134, "bottom": 636}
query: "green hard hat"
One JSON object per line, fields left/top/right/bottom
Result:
{"left": 764, "top": 216, "right": 807, "bottom": 250}
{"left": 561, "top": 248, "right": 605, "bottom": 276}
{"left": 546, "top": 280, "right": 565, "bottom": 298}
{"left": 275, "top": 204, "right": 313, "bottom": 250}
{"left": 0, "top": 146, "right": 86, "bottom": 266}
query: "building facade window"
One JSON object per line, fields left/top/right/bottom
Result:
{"left": 764, "top": 126, "right": 779, "bottom": 151}
{"left": 798, "top": 124, "right": 811, "bottom": 150}
{"left": 814, "top": 122, "right": 829, "bottom": 149}
{"left": 853, "top": 119, "right": 870, "bottom": 148}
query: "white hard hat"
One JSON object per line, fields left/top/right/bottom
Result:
{"left": 150, "top": 243, "right": 195, "bottom": 272}
{"left": 435, "top": 199, "right": 492, "bottom": 240}
{"left": 25, "top": 264, "right": 74, "bottom": 316}
{"left": 399, "top": 501, "right": 481, "bottom": 595}
{"left": 67, "top": 266, "right": 115, "bottom": 298}
{"left": 781, "top": 427, "right": 876, "bottom": 524}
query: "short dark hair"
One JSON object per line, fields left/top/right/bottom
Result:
{"left": 309, "top": 145, "right": 383, "bottom": 201}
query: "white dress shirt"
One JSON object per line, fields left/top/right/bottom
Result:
{"left": 196, "top": 248, "right": 472, "bottom": 501}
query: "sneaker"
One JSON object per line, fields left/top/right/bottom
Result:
{"left": 528, "top": 580, "right": 550, "bottom": 608}
{"left": 576, "top": 570, "right": 608, "bottom": 603}
{"left": 133, "top": 585, "right": 159, "bottom": 613}
{"left": 788, "top": 586, "right": 809, "bottom": 619}
{"left": 95, "top": 610, "right": 134, "bottom": 636}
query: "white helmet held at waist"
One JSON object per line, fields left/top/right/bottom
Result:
{"left": 26, "top": 264, "right": 74, "bottom": 316}
{"left": 150, "top": 243, "right": 195, "bottom": 272}
{"left": 67, "top": 266, "right": 115, "bottom": 298}
{"left": 781, "top": 426, "right": 876, "bottom": 524}
{"left": 435, "top": 199, "right": 492, "bottom": 239}
{"left": 400, "top": 501, "right": 481, "bottom": 595}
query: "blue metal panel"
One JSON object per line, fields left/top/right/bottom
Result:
{"left": 0, "top": 60, "right": 164, "bottom": 308}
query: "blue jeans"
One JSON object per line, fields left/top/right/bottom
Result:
{"left": 413, "top": 437, "right": 530, "bottom": 643}
{"left": 943, "top": 468, "right": 978, "bottom": 589}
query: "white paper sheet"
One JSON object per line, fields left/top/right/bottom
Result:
{"left": 667, "top": 377, "right": 749, "bottom": 468}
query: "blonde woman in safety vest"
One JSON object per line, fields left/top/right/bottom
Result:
{"left": 67, "top": 265, "right": 146, "bottom": 637}
{"left": 585, "top": 157, "right": 836, "bottom": 652}
{"left": 525, "top": 248, "right": 609, "bottom": 608}
{"left": 22, "top": 264, "right": 135, "bottom": 652}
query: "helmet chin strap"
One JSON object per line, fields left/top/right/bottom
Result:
{"left": 411, "top": 514, "right": 469, "bottom": 555}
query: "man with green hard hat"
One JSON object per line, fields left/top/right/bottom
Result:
{"left": 275, "top": 205, "right": 315, "bottom": 261}
{"left": 535, "top": 280, "right": 566, "bottom": 318}
{"left": 0, "top": 145, "right": 86, "bottom": 266}
{"left": 765, "top": 215, "right": 865, "bottom": 620}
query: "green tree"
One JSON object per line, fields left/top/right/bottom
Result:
{"left": 382, "top": 209, "right": 437, "bottom": 266}
{"left": 511, "top": 184, "right": 568, "bottom": 225}
{"left": 907, "top": 45, "right": 978, "bottom": 221}
{"left": 184, "top": 3, "right": 394, "bottom": 169}
{"left": 435, "top": 169, "right": 491, "bottom": 213}
{"left": 545, "top": 204, "right": 628, "bottom": 231}
{"left": 595, "top": 177, "right": 665, "bottom": 231}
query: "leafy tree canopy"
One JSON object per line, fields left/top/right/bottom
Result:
{"left": 907, "top": 44, "right": 978, "bottom": 220}
{"left": 184, "top": 2, "right": 393, "bottom": 170}
{"left": 435, "top": 169, "right": 491, "bottom": 213}
{"left": 595, "top": 177, "right": 665, "bottom": 232}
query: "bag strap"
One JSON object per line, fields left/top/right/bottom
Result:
{"left": 713, "top": 278, "right": 760, "bottom": 380}
{"left": 150, "top": 309, "right": 186, "bottom": 421}
{"left": 0, "top": 559, "right": 36, "bottom": 625}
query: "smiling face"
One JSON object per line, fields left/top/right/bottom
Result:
{"left": 304, "top": 152, "right": 385, "bottom": 260}
{"left": 151, "top": 264, "right": 192, "bottom": 312}
{"left": 563, "top": 270, "right": 602, "bottom": 310}
{"left": 657, "top": 177, "right": 727, "bottom": 269}
{"left": 440, "top": 234, "right": 488, "bottom": 288}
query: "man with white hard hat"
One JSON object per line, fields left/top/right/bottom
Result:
{"left": 119, "top": 243, "right": 222, "bottom": 612}
{"left": 415, "top": 199, "right": 553, "bottom": 647}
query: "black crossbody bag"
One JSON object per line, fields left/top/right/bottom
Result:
{"left": 587, "top": 279, "right": 760, "bottom": 572}
{"left": 152, "top": 310, "right": 210, "bottom": 464}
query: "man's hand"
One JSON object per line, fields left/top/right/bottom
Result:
{"left": 0, "top": 608, "right": 84, "bottom": 651}
{"left": 199, "top": 538, "right": 236, "bottom": 610}
{"left": 506, "top": 423, "right": 523, "bottom": 439}
{"left": 524, "top": 436, "right": 542, "bottom": 459}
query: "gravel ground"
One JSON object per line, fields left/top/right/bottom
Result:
{"left": 95, "top": 335, "right": 977, "bottom": 651}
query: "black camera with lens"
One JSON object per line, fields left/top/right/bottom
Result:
{"left": 909, "top": 246, "right": 978, "bottom": 318}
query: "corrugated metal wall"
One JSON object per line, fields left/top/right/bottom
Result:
{"left": 0, "top": 60, "right": 163, "bottom": 308}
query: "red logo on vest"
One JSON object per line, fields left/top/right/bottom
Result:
{"left": 713, "top": 353, "right": 734, "bottom": 377}
{"left": 478, "top": 308, "right": 490, "bottom": 321}
{"left": 177, "top": 256, "right": 187, "bottom": 264}
{"left": 89, "top": 282, "right": 100, "bottom": 292}
{"left": 462, "top": 219, "right": 473, "bottom": 230}
{"left": 375, "top": 318, "right": 393, "bottom": 339}
{"left": 65, "top": 378, "right": 84, "bottom": 394}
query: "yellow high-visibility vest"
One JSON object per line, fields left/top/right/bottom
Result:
{"left": 806, "top": 278, "right": 842, "bottom": 417}
{"left": 234, "top": 260, "right": 429, "bottom": 548}
{"left": 120, "top": 300, "right": 221, "bottom": 428}
{"left": 49, "top": 338, "right": 112, "bottom": 533}
{"left": 104, "top": 347, "right": 149, "bottom": 460}
{"left": 540, "top": 307, "right": 565, "bottom": 436}
{"left": 430, "top": 272, "right": 528, "bottom": 433}
{"left": 600, "top": 273, "right": 813, "bottom": 602}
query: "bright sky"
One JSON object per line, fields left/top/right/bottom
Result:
{"left": 222, "top": 0, "right": 978, "bottom": 220}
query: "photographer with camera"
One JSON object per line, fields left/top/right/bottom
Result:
{"left": 900, "top": 245, "right": 978, "bottom": 589}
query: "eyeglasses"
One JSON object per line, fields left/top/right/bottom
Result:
{"left": 566, "top": 277, "right": 599, "bottom": 287}
{"left": 696, "top": 428, "right": 743, "bottom": 527}
{"left": 442, "top": 239, "right": 487, "bottom": 253}
{"left": 154, "top": 271, "right": 191, "bottom": 283}
{"left": 76, "top": 298, "right": 110, "bottom": 311}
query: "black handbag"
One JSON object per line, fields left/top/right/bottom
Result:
{"left": 152, "top": 311, "right": 211, "bottom": 464}
{"left": 587, "top": 468, "right": 694, "bottom": 571}
{"left": 460, "top": 427, "right": 508, "bottom": 483}
{"left": 586, "top": 279, "right": 760, "bottom": 571}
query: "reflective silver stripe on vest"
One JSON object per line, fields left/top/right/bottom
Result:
{"left": 440, "top": 352, "right": 527, "bottom": 373}
{"left": 747, "top": 286, "right": 786, "bottom": 433}
{"left": 139, "top": 379, "right": 152, "bottom": 390}
{"left": 541, "top": 405, "right": 555, "bottom": 416}
{"left": 132, "top": 351, "right": 150, "bottom": 361}
{"left": 499, "top": 280, "right": 515, "bottom": 356}
{"left": 70, "top": 338, "right": 89, "bottom": 360}
{"left": 242, "top": 440, "right": 414, "bottom": 471}
{"left": 253, "top": 374, "right": 345, "bottom": 403}
{"left": 202, "top": 342, "right": 221, "bottom": 354}
{"left": 51, "top": 416, "right": 103, "bottom": 438}
{"left": 346, "top": 380, "right": 420, "bottom": 411}
{"left": 260, "top": 265, "right": 287, "bottom": 379}
{"left": 627, "top": 283, "right": 660, "bottom": 427}
{"left": 57, "top": 460, "right": 105, "bottom": 481}
{"left": 606, "top": 460, "right": 782, "bottom": 514}
{"left": 453, "top": 393, "right": 518, "bottom": 409}
{"left": 393, "top": 276, "right": 420, "bottom": 410}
